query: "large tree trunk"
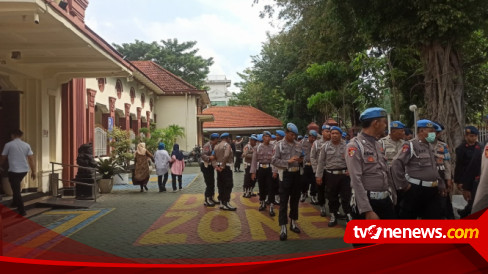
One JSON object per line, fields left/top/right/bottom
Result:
{"left": 421, "top": 41, "right": 465, "bottom": 151}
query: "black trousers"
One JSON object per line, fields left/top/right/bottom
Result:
{"left": 257, "top": 167, "right": 273, "bottom": 202}
{"left": 217, "top": 167, "right": 233, "bottom": 203}
{"left": 200, "top": 163, "right": 215, "bottom": 197}
{"left": 301, "top": 165, "right": 317, "bottom": 196}
{"left": 317, "top": 172, "right": 328, "bottom": 206}
{"left": 8, "top": 172, "right": 27, "bottom": 214}
{"left": 234, "top": 152, "right": 243, "bottom": 170}
{"left": 171, "top": 174, "right": 182, "bottom": 190}
{"left": 279, "top": 171, "right": 301, "bottom": 225}
{"left": 399, "top": 184, "right": 443, "bottom": 219}
{"left": 243, "top": 165, "right": 256, "bottom": 190}
{"left": 352, "top": 197, "right": 396, "bottom": 220}
{"left": 157, "top": 173, "right": 168, "bottom": 191}
{"left": 325, "top": 172, "right": 352, "bottom": 214}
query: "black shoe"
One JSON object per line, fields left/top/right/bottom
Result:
{"left": 300, "top": 193, "right": 307, "bottom": 203}
{"left": 251, "top": 193, "right": 257, "bottom": 197}
{"left": 320, "top": 206, "right": 327, "bottom": 217}
{"left": 258, "top": 201, "right": 266, "bottom": 211}
{"left": 269, "top": 206, "right": 275, "bottom": 217}
{"left": 290, "top": 224, "right": 301, "bottom": 234}
{"left": 204, "top": 197, "right": 216, "bottom": 207}
{"left": 280, "top": 226, "right": 287, "bottom": 241}
{"left": 328, "top": 214, "right": 337, "bottom": 227}
{"left": 210, "top": 197, "right": 219, "bottom": 204}
{"left": 221, "top": 202, "right": 237, "bottom": 211}
{"left": 144, "top": 185, "right": 148, "bottom": 191}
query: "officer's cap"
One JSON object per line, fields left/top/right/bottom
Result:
{"left": 276, "top": 130, "right": 285, "bottom": 137}
{"left": 433, "top": 123, "right": 442, "bottom": 132}
{"left": 286, "top": 123, "right": 299, "bottom": 135}
{"left": 236, "top": 135, "right": 242, "bottom": 139}
{"left": 298, "top": 135, "right": 303, "bottom": 140}
{"left": 330, "top": 126, "right": 343, "bottom": 134}
{"left": 309, "top": 130, "right": 318, "bottom": 137}
{"left": 359, "top": 107, "right": 387, "bottom": 121}
{"left": 305, "top": 134, "right": 309, "bottom": 139}
{"left": 322, "top": 124, "right": 331, "bottom": 130}
{"left": 465, "top": 126, "right": 479, "bottom": 135}
{"left": 220, "top": 132, "right": 230, "bottom": 138}
{"left": 263, "top": 131, "right": 272, "bottom": 137}
{"left": 342, "top": 132, "right": 347, "bottom": 138}
{"left": 416, "top": 119, "right": 435, "bottom": 128}
{"left": 210, "top": 133, "right": 220, "bottom": 139}
{"left": 250, "top": 135, "right": 259, "bottom": 141}
{"left": 390, "top": 121, "right": 406, "bottom": 129}
{"left": 271, "top": 134, "right": 276, "bottom": 139}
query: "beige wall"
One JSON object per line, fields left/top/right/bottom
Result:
{"left": 154, "top": 95, "right": 198, "bottom": 152}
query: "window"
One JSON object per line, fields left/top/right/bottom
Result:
{"left": 115, "top": 79, "right": 123, "bottom": 99}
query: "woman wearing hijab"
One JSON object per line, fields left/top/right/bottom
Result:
{"left": 133, "top": 142, "right": 154, "bottom": 192}
{"left": 154, "top": 142, "right": 171, "bottom": 192}
{"left": 170, "top": 143, "right": 185, "bottom": 192}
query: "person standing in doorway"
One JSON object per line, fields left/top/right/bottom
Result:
{"left": 0, "top": 129, "right": 36, "bottom": 216}
{"left": 154, "top": 142, "right": 171, "bottom": 192}
{"left": 170, "top": 144, "right": 185, "bottom": 192}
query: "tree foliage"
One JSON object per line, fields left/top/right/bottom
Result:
{"left": 138, "top": 124, "right": 185, "bottom": 154}
{"left": 113, "top": 39, "right": 214, "bottom": 88}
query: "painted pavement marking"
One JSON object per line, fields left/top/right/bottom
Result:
{"left": 4, "top": 208, "right": 114, "bottom": 258}
{"left": 135, "top": 194, "right": 345, "bottom": 246}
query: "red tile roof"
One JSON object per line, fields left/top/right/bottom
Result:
{"left": 203, "top": 106, "right": 283, "bottom": 129}
{"left": 131, "top": 61, "right": 203, "bottom": 95}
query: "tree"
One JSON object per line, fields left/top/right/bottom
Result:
{"left": 113, "top": 39, "right": 214, "bottom": 88}
{"left": 138, "top": 124, "right": 185, "bottom": 154}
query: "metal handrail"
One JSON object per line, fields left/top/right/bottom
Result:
{"left": 50, "top": 161, "right": 98, "bottom": 202}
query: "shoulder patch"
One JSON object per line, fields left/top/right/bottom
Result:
{"left": 402, "top": 144, "right": 410, "bottom": 153}
{"left": 348, "top": 147, "right": 357, "bottom": 157}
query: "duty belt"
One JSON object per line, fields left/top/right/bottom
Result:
{"left": 368, "top": 191, "right": 390, "bottom": 200}
{"left": 259, "top": 163, "right": 271, "bottom": 168}
{"left": 437, "top": 165, "right": 446, "bottom": 171}
{"left": 304, "top": 162, "right": 312, "bottom": 166}
{"left": 286, "top": 167, "right": 300, "bottom": 172}
{"left": 326, "top": 169, "right": 347, "bottom": 175}
{"left": 405, "top": 174, "right": 438, "bottom": 187}
{"left": 217, "top": 162, "right": 232, "bottom": 167}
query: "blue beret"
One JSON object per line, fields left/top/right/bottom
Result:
{"left": 330, "top": 126, "right": 343, "bottom": 134}
{"left": 390, "top": 121, "right": 406, "bottom": 129}
{"left": 342, "top": 132, "right": 347, "bottom": 138}
{"left": 359, "top": 107, "right": 387, "bottom": 121}
{"left": 465, "top": 126, "right": 479, "bottom": 135}
{"left": 276, "top": 130, "right": 285, "bottom": 137}
{"left": 221, "top": 132, "right": 230, "bottom": 138}
{"left": 298, "top": 135, "right": 303, "bottom": 140}
{"left": 263, "top": 131, "right": 272, "bottom": 137}
{"left": 433, "top": 123, "right": 442, "bottom": 132}
{"left": 271, "top": 134, "right": 276, "bottom": 139}
{"left": 250, "top": 135, "right": 259, "bottom": 141}
{"left": 304, "top": 135, "right": 309, "bottom": 138}
{"left": 309, "top": 130, "right": 318, "bottom": 137}
{"left": 236, "top": 136, "right": 241, "bottom": 139}
{"left": 210, "top": 133, "right": 220, "bottom": 139}
{"left": 286, "top": 123, "right": 298, "bottom": 135}
{"left": 257, "top": 134, "right": 263, "bottom": 142}
{"left": 417, "top": 119, "right": 435, "bottom": 128}
{"left": 322, "top": 124, "right": 331, "bottom": 130}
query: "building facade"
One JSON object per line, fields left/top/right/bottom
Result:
{"left": 205, "top": 75, "right": 232, "bottom": 106}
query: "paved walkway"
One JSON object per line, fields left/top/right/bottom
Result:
{"left": 10, "top": 165, "right": 353, "bottom": 263}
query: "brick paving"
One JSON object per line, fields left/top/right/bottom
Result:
{"left": 27, "top": 164, "right": 352, "bottom": 263}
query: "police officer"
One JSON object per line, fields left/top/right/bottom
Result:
{"left": 272, "top": 130, "right": 286, "bottom": 204}
{"left": 432, "top": 123, "right": 454, "bottom": 219}
{"left": 311, "top": 124, "right": 332, "bottom": 206}
{"left": 380, "top": 121, "right": 406, "bottom": 166}
{"left": 234, "top": 136, "right": 244, "bottom": 172}
{"left": 251, "top": 131, "right": 276, "bottom": 216}
{"left": 300, "top": 130, "right": 318, "bottom": 203}
{"left": 472, "top": 142, "right": 488, "bottom": 213}
{"left": 391, "top": 119, "right": 444, "bottom": 219}
{"left": 212, "top": 132, "right": 236, "bottom": 211}
{"left": 272, "top": 123, "right": 303, "bottom": 241}
{"left": 242, "top": 134, "right": 258, "bottom": 198}
{"left": 455, "top": 126, "right": 482, "bottom": 218}
{"left": 345, "top": 107, "right": 396, "bottom": 220}
{"left": 201, "top": 133, "right": 220, "bottom": 207}
{"left": 316, "top": 126, "right": 352, "bottom": 226}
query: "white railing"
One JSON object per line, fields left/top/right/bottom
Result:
{"left": 94, "top": 127, "right": 107, "bottom": 157}
{"left": 478, "top": 126, "right": 488, "bottom": 145}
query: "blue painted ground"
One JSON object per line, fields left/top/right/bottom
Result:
{"left": 112, "top": 174, "right": 199, "bottom": 191}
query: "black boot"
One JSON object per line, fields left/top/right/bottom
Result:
{"left": 328, "top": 213, "right": 337, "bottom": 227}
{"left": 290, "top": 219, "right": 301, "bottom": 233}
{"left": 210, "top": 196, "right": 219, "bottom": 205}
{"left": 280, "top": 225, "right": 287, "bottom": 241}
{"left": 269, "top": 203, "right": 275, "bottom": 216}
{"left": 221, "top": 201, "right": 236, "bottom": 211}
{"left": 204, "top": 197, "right": 215, "bottom": 207}
{"left": 258, "top": 201, "right": 266, "bottom": 211}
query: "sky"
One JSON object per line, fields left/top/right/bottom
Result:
{"left": 85, "top": 0, "right": 279, "bottom": 93}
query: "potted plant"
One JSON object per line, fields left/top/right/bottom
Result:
{"left": 108, "top": 127, "right": 134, "bottom": 184}
{"left": 96, "top": 157, "right": 123, "bottom": 193}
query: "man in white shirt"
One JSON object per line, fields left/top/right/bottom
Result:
{"left": 0, "top": 129, "right": 36, "bottom": 216}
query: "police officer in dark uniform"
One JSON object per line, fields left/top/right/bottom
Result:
{"left": 272, "top": 123, "right": 303, "bottom": 241}
{"left": 234, "top": 136, "right": 244, "bottom": 172}
{"left": 432, "top": 123, "right": 454, "bottom": 219}
{"left": 242, "top": 134, "right": 258, "bottom": 198}
{"left": 212, "top": 132, "right": 236, "bottom": 211}
{"left": 251, "top": 131, "right": 275, "bottom": 216}
{"left": 455, "top": 126, "right": 482, "bottom": 218}
{"left": 345, "top": 107, "right": 396, "bottom": 220}
{"left": 391, "top": 119, "right": 445, "bottom": 219}
{"left": 300, "top": 130, "right": 318, "bottom": 203}
{"left": 201, "top": 133, "right": 220, "bottom": 207}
